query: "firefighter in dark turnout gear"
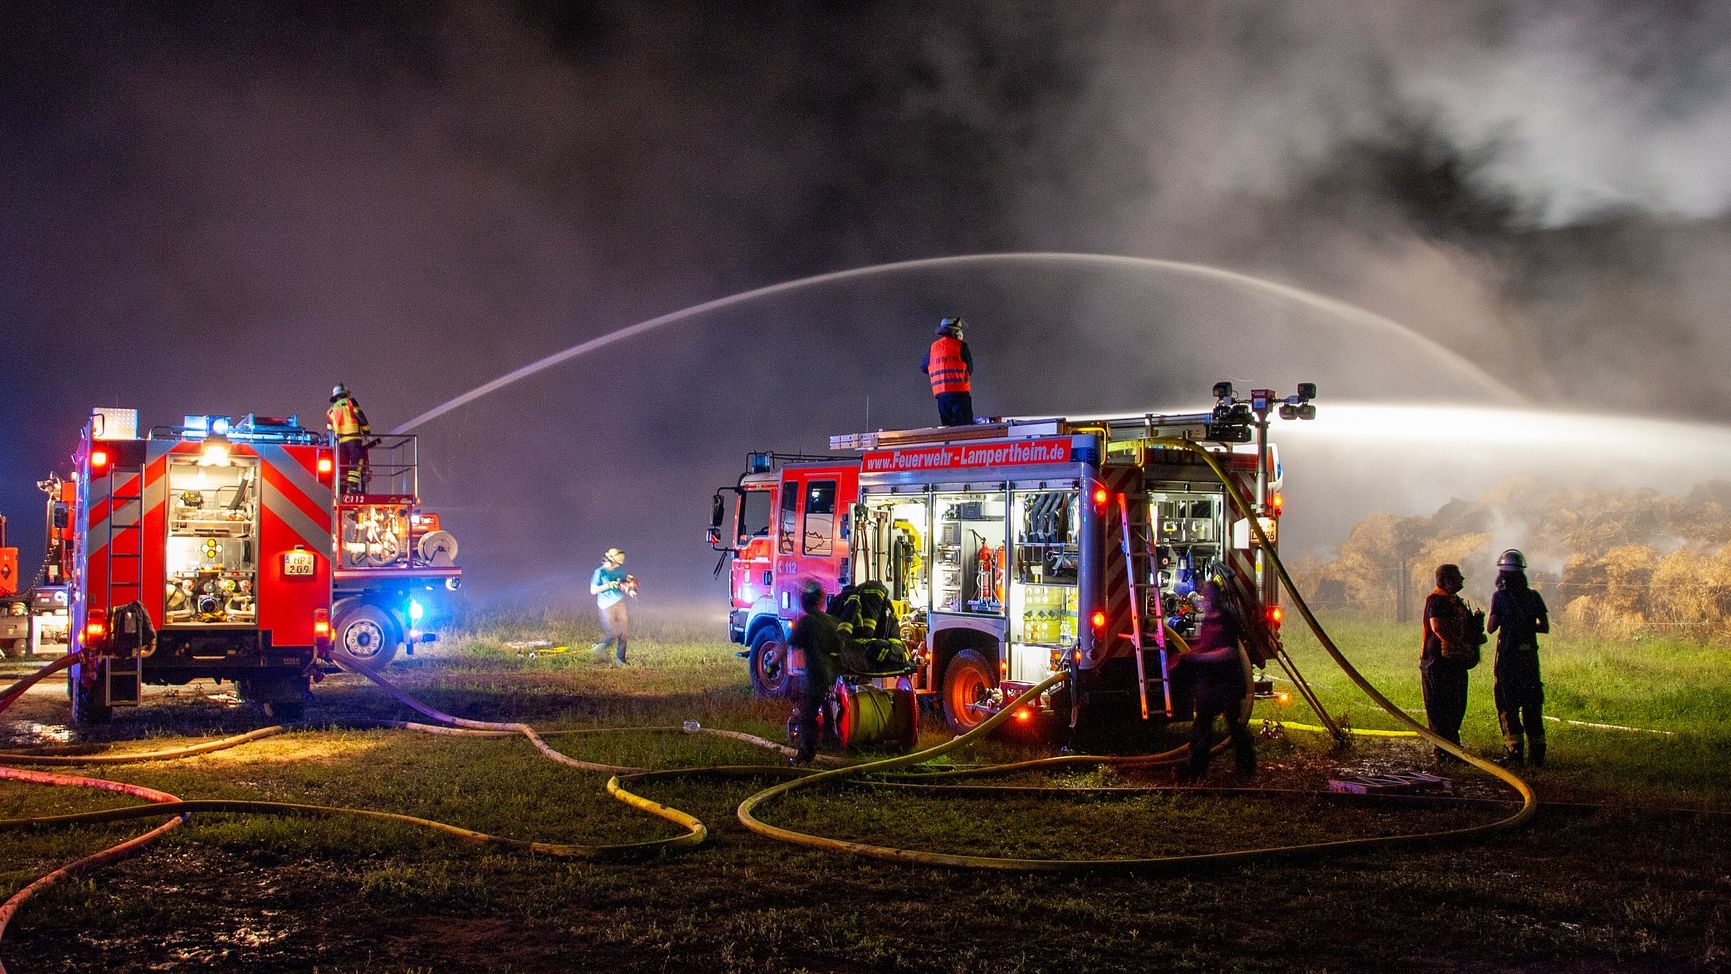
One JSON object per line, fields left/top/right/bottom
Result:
{"left": 1178, "top": 580, "right": 1256, "bottom": 781}
{"left": 789, "top": 580, "right": 843, "bottom": 764}
{"left": 828, "top": 580, "right": 911, "bottom": 672}
{"left": 921, "top": 316, "right": 975, "bottom": 426}
{"left": 1488, "top": 549, "right": 1550, "bottom": 766}
{"left": 326, "top": 384, "right": 372, "bottom": 493}
{"left": 1421, "top": 563, "right": 1479, "bottom": 764}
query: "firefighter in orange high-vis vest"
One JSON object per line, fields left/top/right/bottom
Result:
{"left": 921, "top": 315, "right": 975, "bottom": 426}
{"left": 326, "top": 383, "right": 372, "bottom": 493}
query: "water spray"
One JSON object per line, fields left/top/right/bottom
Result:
{"left": 393, "top": 252, "right": 1526, "bottom": 433}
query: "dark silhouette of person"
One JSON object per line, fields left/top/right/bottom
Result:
{"left": 788, "top": 579, "right": 842, "bottom": 764}
{"left": 1178, "top": 580, "right": 1256, "bottom": 781}
{"left": 921, "top": 316, "right": 975, "bottom": 426}
{"left": 1487, "top": 548, "right": 1550, "bottom": 767}
{"left": 1421, "top": 563, "right": 1479, "bottom": 764}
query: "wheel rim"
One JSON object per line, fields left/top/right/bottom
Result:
{"left": 343, "top": 619, "right": 386, "bottom": 660}
{"left": 946, "top": 664, "right": 989, "bottom": 729}
{"left": 756, "top": 641, "right": 787, "bottom": 692}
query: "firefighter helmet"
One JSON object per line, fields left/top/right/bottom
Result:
{"left": 1497, "top": 548, "right": 1527, "bottom": 571}
{"left": 331, "top": 383, "right": 349, "bottom": 401}
{"left": 936, "top": 316, "right": 966, "bottom": 336}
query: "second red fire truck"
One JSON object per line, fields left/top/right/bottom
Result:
{"left": 57, "top": 407, "right": 460, "bottom": 721}
{"left": 708, "top": 384, "right": 1317, "bottom": 743}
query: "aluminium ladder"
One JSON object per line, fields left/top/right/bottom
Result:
{"left": 1117, "top": 493, "right": 1172, "bottom": 719}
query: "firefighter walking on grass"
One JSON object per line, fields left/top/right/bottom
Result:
{"left": 326, "top": 384, "right": 372, "bottom": 493}
{"left": 591, "top": 547, "right": 635, "bottom": 666}
{"left": 921, "top": 315, "right": 975, "bottom": 426}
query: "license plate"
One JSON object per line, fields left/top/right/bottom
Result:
{"left": 283, "top": 551, "right": 315, "bottom": 576}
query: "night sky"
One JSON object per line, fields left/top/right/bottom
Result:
{"left": 5, "top": 1, "right": 1730, "bottom": 612}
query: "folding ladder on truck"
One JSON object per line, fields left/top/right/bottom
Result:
{"left": 1117, "top": 493, "right": 1171, "bottom": 719}
{"left": 101, "top": 461, "right": 144, "bottom": 706}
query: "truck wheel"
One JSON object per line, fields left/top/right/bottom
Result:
{"left": 941, "top": 649, "right": 996, "bottom": 736}
{"left": 748, "top": 627, "right": 792, "bottom": 699}
{"left": 333, "top": 603, "right": 401, "bottom": 670}
{"left": 68, "top": 665, "right": 112, "bottom": 724}
{"left": 0, "top": 638, "right": 24, "bottom": 660}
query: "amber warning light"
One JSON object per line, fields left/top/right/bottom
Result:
{"left": 90, "top": 449, "right": 110, "bottom": 473}
{"left": 316, "top": 456, "right": 334, "bottom": 476}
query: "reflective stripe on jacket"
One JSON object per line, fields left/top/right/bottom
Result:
{"left": 925, "top": 336, "right": 971, "bottom": 395}
{"left": 327, "top": 398, "right": 369, "bottom": 441}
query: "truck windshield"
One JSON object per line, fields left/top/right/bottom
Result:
{"left": 738, "top": 489, "right": 771, "bottom": 543}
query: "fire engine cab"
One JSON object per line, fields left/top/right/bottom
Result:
{"left": 708, "top": 384, "right": 1316, "bottom": 741}
{"left": 61, "top": 407, "right": 460, "bottom": 722}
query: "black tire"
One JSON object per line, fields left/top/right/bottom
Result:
{"left": 332, "top": 602, "right": 401, "bottom": 670}
{"left": 941, "top": 649, "right": 996, "bottom": 735}
{"left": 747, "top": 626, "right": 792, "bottom": 699}
{"left": 68, "top": 663, "right": 112, "bottom": 724}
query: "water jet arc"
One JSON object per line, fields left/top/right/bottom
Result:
{"left": 395, "top": 252, "right": 1524, "bottom": 433}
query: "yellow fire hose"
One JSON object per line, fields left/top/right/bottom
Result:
{"left": 726, "top": 438, "right": 1534, "bottom": 869}
{"left": 1, "top": 439, "right": 1538, "bottom": 957}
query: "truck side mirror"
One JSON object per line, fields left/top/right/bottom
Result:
{"left": 707, "top": 494, "right": 726, "bottom": 549}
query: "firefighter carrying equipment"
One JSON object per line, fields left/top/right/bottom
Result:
{"left": 925, "top": 333, "right": 971, "bottom": 395}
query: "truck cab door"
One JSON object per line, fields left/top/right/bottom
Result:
{"left": 772, "top": 469, "right": 851, "bottom": 615}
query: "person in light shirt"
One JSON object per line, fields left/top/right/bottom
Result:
{"left": 590, "top": 547, "right": 634, "bottom": 666}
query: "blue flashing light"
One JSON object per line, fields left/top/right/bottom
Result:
{"left": 211, "top": 417, "right": 231, "bottom": 435}
{"left": 184, "top": 416, "right": 211, "bottom": 434}
{"left": 409, "top": 599, "right": 425, "bottom": 622}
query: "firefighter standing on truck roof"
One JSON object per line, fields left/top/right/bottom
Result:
{"left": 921, "top": 315, "right": 975, "bottom": 426}
{"left": 326, "top": 384, "right": 371, "bottom": 493}
{"left": 591, "top": 547, "right": 634, "bottom": 666}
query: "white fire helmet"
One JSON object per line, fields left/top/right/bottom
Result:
{"left": 1497, "top": 548, "right": 1527, "bottom": 572}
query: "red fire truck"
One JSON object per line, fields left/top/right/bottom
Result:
{"left": 61, "top": 407, "right": 460, "bottom": 722}
{"left": 708, "top": 384, "right": 1317, "bottom": 740}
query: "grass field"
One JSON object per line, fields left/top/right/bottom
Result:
{"left": 2, "top": 613, "right": 1729, "bottom": 973}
